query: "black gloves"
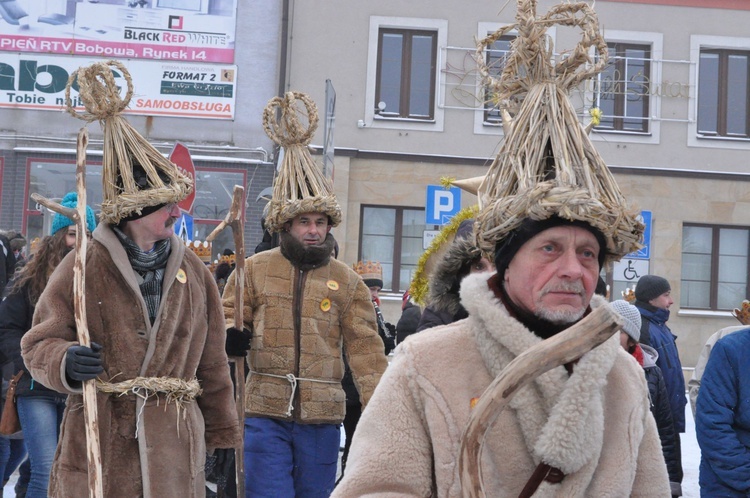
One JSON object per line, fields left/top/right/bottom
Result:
{"left": 225, "top": 327, "right": 251, "bottom": 357}
{"left": 206, "top": 448, "right": 235, "bottom": 490}
{"left": 65, "top": 342, "right": 104, "bottom": 383}
{"left": 214, "top": 447, "right": 235, "bottom": 479}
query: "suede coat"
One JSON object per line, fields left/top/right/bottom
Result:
{"left": 334, "top": 273, "right": 671, "bottom": 497}
{"left": 222, "top": 242, "right": 388, "bottom": 424}
{"left": 21, "top": 224, "right": 241, "bottom": 498}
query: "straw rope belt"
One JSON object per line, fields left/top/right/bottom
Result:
{"left": 96, "top": 376, "right": 202, "bottom": 437}
{"left": 249, "top": 370, "right": 339, "bottom": 417}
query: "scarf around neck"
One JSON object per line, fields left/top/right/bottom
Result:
{"left": 113, "top": 226, "right": 171, "bottom": 324}
{"left": 461, "top": 272, "right": 620, "bottom": 478}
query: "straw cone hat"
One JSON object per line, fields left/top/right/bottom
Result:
{"left": 262, "top": 92, "right": 341, "bottom": 233}
{"left": 473, "top": 0, "right": 643, "bottom": 262}
{"left": 65, "top": 60, "right": 192, "bottom": 225}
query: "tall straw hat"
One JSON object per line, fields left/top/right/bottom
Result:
{"left": 473, "top": 0, "right": 643, "bottom": 263}
{"left": 65, "top": 60, "right": 192, "bottom": 225}
{"left": 262, "top": 92, "right": 342, "bottom": 233}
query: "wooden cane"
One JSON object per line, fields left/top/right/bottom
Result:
{"left": 31, "top": 128, "right": 104, "bottom": 498}
{"left": 207, "top": 185, "right": 246, "bottom": 497}
{"left": 458, "top": 305, "right": 623, "bottom": 498}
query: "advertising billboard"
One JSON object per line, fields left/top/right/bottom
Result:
{"left": 0, "top": 0, "right": 238, "bottom": 63}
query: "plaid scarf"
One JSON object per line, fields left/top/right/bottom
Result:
{"left": 113, "top": 227, "right": 171, "bottom": 324}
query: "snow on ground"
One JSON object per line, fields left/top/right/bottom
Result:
{"left": 3, "top": 394, "right": 704, "bottom": 496}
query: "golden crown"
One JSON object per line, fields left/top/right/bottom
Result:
{"left": 353, "top": 260, "right": 382, "bottom": 280}
{"left": 186, "top": 240, "right": 212, "bottom": 263}
{"left": 219, "top": 253, "right": 236, "bottom": 265}
{"left": 621, "top": 286, "right": 636, "bottom": 304}
{"left": 732, "top": 299, "right": 750, "bottom": 325}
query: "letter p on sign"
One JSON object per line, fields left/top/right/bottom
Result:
{"left": 425, "top": 185, "right": 461, "bottom": 225}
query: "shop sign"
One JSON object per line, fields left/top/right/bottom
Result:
{"left": 0, "top": 54, "right": 237, "bottom": 120}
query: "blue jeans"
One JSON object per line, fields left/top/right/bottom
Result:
{"left": 16, "top": 396, "right": 65, "bottom": 498}
{"left": 244, "top": 418, "right": 339, "bottom": 498}
{"left": 0, "top": 436, "right": 26, "bottom": 483}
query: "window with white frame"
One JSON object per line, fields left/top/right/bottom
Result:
{"left": 365, "top": 17, "right": 447, "bottom": 131}
{"left": 594, "top": 42, "right": 651, "bottom": 133}
{"left": 697, "top": 49, "right": 750, "bottom": 139}
{"left": 681, "top": 223, "right": 749, "bottom": 310}
{"left": 482, "top": 35, "right": 514, "bottom": 125}
{"left": 375, "top": 28, "right": 437, "bottom": 120}
{"left": 359, "top": 205, "right": 426, "bottom": 293}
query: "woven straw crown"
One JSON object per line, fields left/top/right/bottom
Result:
{"left": 65, "top": 60, "right": 192, "bottom": 225}
{"left": 262, "top": 92, "right": 342, "bottom": 233}
{"left": 473, "top": 0, "right": 643, "bottom": 263}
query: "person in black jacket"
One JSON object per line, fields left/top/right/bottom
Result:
{"left": 396, "top": 290, "right": 421, "bottom": 344}
{"left": 0, "top": 232, "right": 17, "bottom": 296}
{"left": 0, "top": 192, "right": 96, "bottom": 498}
{"left": 611, "top": 299, "right": 683, "bottom": 497}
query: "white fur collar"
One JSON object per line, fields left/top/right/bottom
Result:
{"left": 460, "top": 272, "right": 619, "bottom": 476}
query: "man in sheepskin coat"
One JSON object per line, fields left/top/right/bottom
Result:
{"left": 21, "top": 186, "right": 241, "bottom": 496}
{"left": 334, "top": 216, "right": 671, "bottom": 497}
{"left": 222, "top": 211, "right": 388, "bottom": 496}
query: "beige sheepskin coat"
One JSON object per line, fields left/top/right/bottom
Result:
{"left": 22, "top": 225, "right": 241, "bottom": 498}
{"left": 334, "top": 272, "right": 671, "bottom": 497}
{"left": 222, "top": 246, "right": 388, "bottom": 423}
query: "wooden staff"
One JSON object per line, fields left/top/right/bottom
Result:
{"left": 207, "top": 185, "right": 246, "bottom": 497}
{"left": 31, "top": 128, "right": 104, "bottom": 498}
{"left": 458, "top": 304, "right": 623, "bottom": 498}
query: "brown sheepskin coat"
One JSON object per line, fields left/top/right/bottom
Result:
{"left": 334, "top": 273, "right": 671, "bottom": 497}
{"left": 222, "top": 244, "right": 388, "bottom": 424}
{"left": 21, "top": 225, "right": 241, "bottom": 498}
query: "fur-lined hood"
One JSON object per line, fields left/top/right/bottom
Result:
{"left": 427, "top": 236, "right": 481, "bottom": 315}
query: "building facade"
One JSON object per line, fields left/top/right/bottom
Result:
{"left": 283, "top": 0, "right": 750, "bottom": 365}
{"left": 0, "top": 0, "right": 285, "bottom": 260}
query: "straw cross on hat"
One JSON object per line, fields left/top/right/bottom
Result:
{"left": 473, "top": 0, "right": 644, "bottom": 263}
{"left": 66, "top": 60, "right": 193, "bottom": 225}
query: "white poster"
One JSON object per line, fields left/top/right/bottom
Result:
{"left": 0, "top": 54, "right": 237, "bottom": 120}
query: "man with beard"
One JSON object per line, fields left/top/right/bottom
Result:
{"left": 22, "top": 161, "right": 240, "bottom": 496}
{"left": 222, "top": 210, "right": 388, "bottom": 497}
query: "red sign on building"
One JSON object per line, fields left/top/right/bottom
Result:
{"left": 169, "top": 142, "right": 196, "bottom": 214}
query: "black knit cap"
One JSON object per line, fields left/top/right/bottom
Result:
{"left": 493, "top": 217, "right": 608, "bottom": 277}
{"left": 116, "top": 162, "right": 172, "bottom": 224}
{"left": 635, "top": 275, "right": 671, "bottom": 302}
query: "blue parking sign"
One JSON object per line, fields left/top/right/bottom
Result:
{"left": 425, "top": 186, "right": 461, "bottom": 225}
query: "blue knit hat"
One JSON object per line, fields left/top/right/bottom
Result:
{"left": 51, "top": 192, "right": 97, "bottom": 235}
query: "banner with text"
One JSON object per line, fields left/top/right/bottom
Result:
{"left": 0, "top": 54, "right": 237, "bottom": 120}
{"left": 0, "top": 1, "right": 237, "bottom": 63}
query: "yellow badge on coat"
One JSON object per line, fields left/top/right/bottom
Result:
{"left": 176, "top": 269, "right": 187, "bottom": 284}
{"left": 470, "top": 397, "right": 480, "bottom": 410}
{"left": 326, "top": 280, "right": 339, "bottom": 291}
{"left": 320, "top": 298, "right": 331, "bottom": 312}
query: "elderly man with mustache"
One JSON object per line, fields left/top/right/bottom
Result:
{"left": 22, "top": 162, "right": 240, "bottom": 497}
{"left": 333, "top": 215, "right": 670, "bottom": 497}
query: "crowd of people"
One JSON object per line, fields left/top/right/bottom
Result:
{"left": 0, "top": 39, "right": 749, "bottom": 498}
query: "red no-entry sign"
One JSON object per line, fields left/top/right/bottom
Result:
{"left": 169, "top": 142, "right": 196, "bottom": 214}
